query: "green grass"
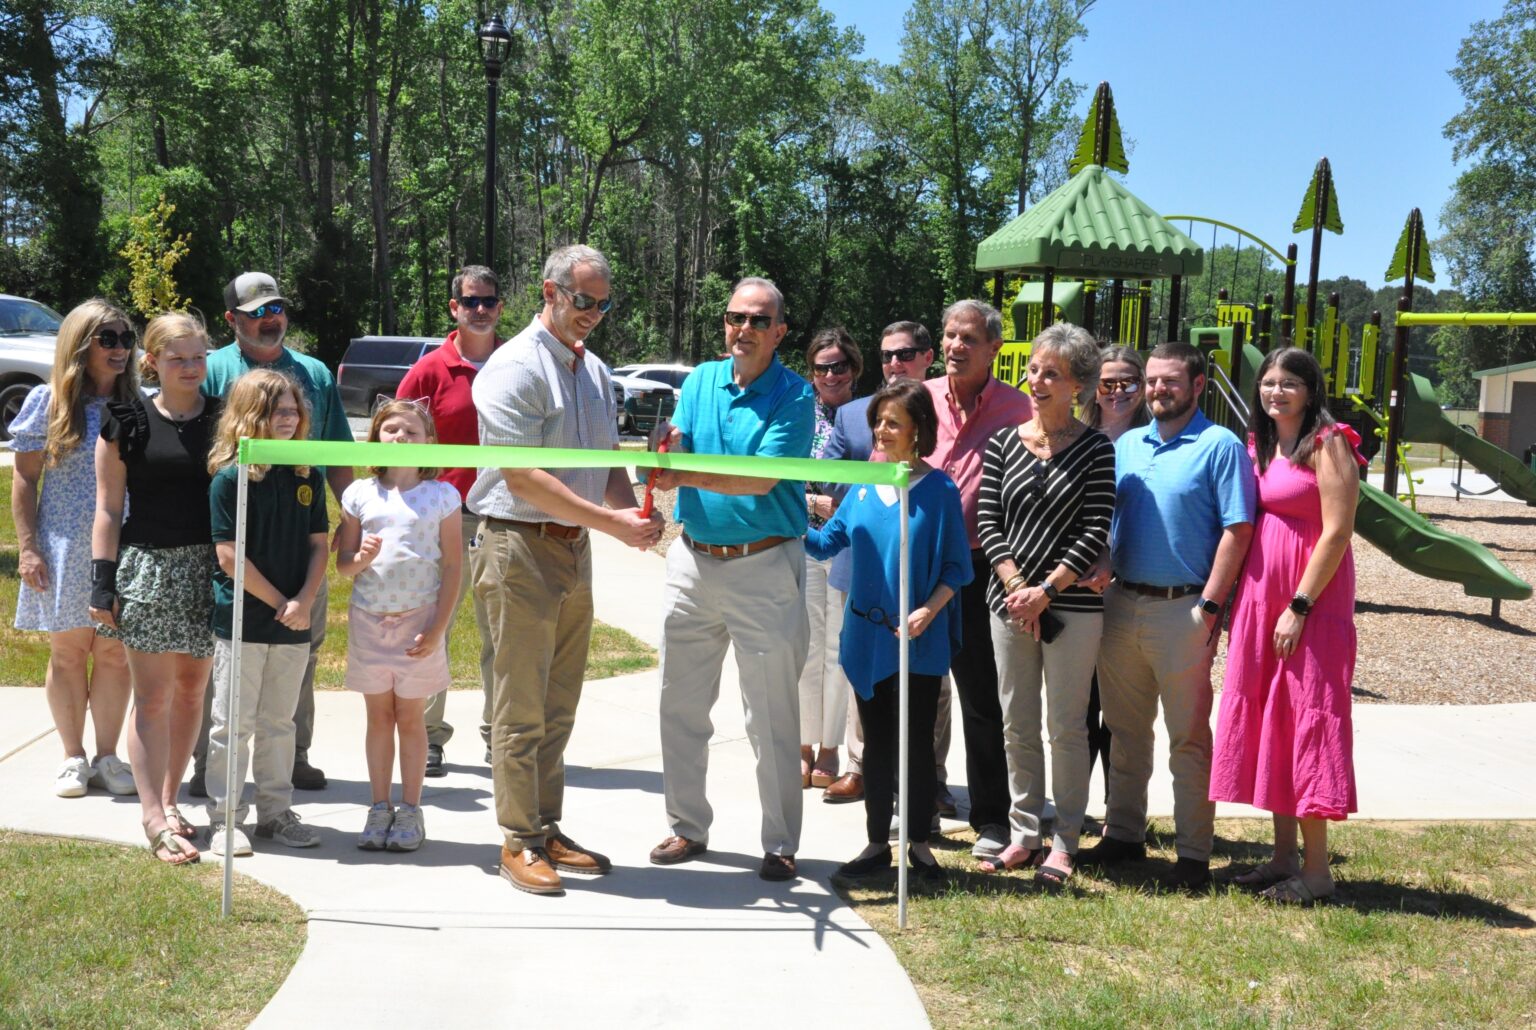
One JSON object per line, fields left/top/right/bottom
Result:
{"left": 0, "top": 467, "right": 657, "bottom": 688}
{"left": 844, "top": 819, "right": 1536, "bottom": 1029}
{"left": 0, "top": 829, "right": 305, "bottom": 1028}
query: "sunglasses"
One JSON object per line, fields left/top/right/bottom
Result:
{"left": 880, "top": 346, "right": 926, "bottom": 364}
{"left": 813, "top": 360, "right": 851, "bottom": 376}
{"left": 1097, "top": 378, "right": 1141, "bottom": 396}
{"left": 724, "top": 311, "right": 776, "bottom": 331}
{"left": 239, "top": 303, "right": 285, "bottom": 319}
{"left": 93, "top": 329, "right": 136, "bottom": 351}
{"left": 852, "top": 604, "right": 901, "bottom": 632}
{"left": 554, "top": 282, "right": 612, "bottom": 313}
{"left": 455, "top": 294, "right": 501, "bottom": 311}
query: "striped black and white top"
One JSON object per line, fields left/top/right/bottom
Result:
{"left": 977, "top": 424, "right": 1117, "bottom": 617}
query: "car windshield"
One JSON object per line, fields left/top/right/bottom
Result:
{"left": 0, "top": 298, "right": 64, "bottom": 335}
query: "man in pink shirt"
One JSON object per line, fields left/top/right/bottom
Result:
{"left": 396, "top": 264, "right": 504, "bottom": 776}
{"left": 923, "top": 299, "right": 1033, "bottom": 860}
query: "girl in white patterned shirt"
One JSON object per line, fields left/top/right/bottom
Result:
{"left": 337, "top": 400, "right": 462, "bottom": 852}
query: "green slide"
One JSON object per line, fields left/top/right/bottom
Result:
{"left": 1354, "top": 481, "right": 1531, "bottom": 600}
{"left": 1402, "top": 371, "right": 1536, "bottom": 504}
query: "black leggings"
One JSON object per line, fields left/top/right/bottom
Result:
{"left": 855, "top": 672, "right": 940, "bottom": 845}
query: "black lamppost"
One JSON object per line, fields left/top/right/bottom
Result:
{"left": 478, "top": 13, "right": 512, "bottom": 266}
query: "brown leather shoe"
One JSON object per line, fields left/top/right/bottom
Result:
{"left": 546, "top": 833, "right": 612, "bottom": 874}
{"left": 759, "top": 853, "right": 798, "bottom": 881}
{"left": 499, "top": 845, "right": 563, "bottom": 895}
{"left": 649, "top": 835, "right": 707, "bottom": 865}
{"left": 822, "top": 772, "right": 864, "bottom": 804}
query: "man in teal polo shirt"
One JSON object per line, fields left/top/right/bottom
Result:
{"left": 192, "top": 272, "right": 354, "bottom": 794}
{"left": 1081, "top": 340, "right": 1254, "bottom": 891}
{"left": 647, "top": 276, "right": 815, "bottom": 882}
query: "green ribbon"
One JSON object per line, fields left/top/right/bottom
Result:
{"left": 239, "top": 438, "right": 911, "bottom": 488}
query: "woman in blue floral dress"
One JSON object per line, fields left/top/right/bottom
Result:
{"left": 10, "top": 298, "right": 140, "bottom": 799}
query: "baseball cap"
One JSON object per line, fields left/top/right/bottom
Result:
{"left": 224, "top": 272, "right": 287, "bottom": 314}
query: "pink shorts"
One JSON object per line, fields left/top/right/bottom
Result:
{"left": 344, "top": 604, "right": 450, "bottom": 699}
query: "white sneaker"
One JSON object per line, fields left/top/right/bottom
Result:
{"left": 255, "top": 810, "right": 320, "bottom": 848}
{"left": 89, "top": 754, "right": 138, "bottom": 796}
{"left": 55, "top": 755, "right": 91, "bottom": 798}
{"left": 386, "top": 803, "right": 424, "bottom": 852}
{"left": 207, "top": 822, "right": 253, "bottom": 857}
{"left": 357, "top": 802, "right": 393, "bottom": 851}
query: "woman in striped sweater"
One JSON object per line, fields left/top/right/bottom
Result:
{"left": 976, "top": 323, "right": 1116, "bottom": 885}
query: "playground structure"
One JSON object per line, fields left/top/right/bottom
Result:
{"left": 978, "top": 82, "right": 1532, "bottom": 613}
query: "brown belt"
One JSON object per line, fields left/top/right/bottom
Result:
{"left": 483, "top": 516, "right": 585, "bottom": 541}
{"left": 1118, "top": 580, "right": 1202, "bottom": 600}
{"left": 684, "top": 533, "right": 791, "bottom": 560}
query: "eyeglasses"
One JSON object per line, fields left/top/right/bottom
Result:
{"left": 1259, "top": 378, "right": 1306, "bottom": 393}
{"left": 1097, "top": 378, "right": 1141, "bottom": 396}
{"left": 554, "top": 282, "right": 612, "bottom": 314}
{"left": 812, "top": 360, "right": 851, "bottom": 376}
{"left": 455, "top": 294, "right": 500, "bottom": 311}
{"left": 724, "top": 310, "right": 776, "bottom": 331}
{"left": 852, "top": 604, "right": 901, "bottom": 631}
{"left": 239, "top": 303, "right": 285, "bottom": 319}
{"left": 93, "top": 329, "right": 135, "bottom": 351}
{"left": 880, "top": 347, "right": 926, "bottom": 364}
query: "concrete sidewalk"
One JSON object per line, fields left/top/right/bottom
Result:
{"left": 3, "top": 533, "right": 1535, "bottom": 1028}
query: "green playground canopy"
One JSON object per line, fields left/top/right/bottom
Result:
{"left": 975, "top": 164, "right": 1204, "bottom": 280}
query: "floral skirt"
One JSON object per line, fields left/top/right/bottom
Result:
{"left": 115, "top": 543, "right": 216, "bottom": 658}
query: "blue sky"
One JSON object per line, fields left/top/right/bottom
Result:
{"left": 822, "top": 0, "right": 1505, "bottom": 291}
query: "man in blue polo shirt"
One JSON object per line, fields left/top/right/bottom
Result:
{"left": 647, "top": 276, "right": 815, "bottom": 882}
{"left": 1081, "top": 341, "right": 1254, "bottom": 891}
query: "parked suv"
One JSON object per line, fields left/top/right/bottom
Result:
{"left": 611, "top": 363, "right": 692, "bottom": 436}
{"left": 0, "top": 295, "right": 64, "bottom": 442}
{"left": 337, "top": 335, "right": 442, "bottom": 417}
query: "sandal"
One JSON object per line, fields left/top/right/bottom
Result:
{"left": 164, "top": 805, "right": 197, "bottom": 840}
{"left": 1035, "top": 852, "right": 1074, "bottom": 888}
{"left": 978, "top": 844, "right": 1040, "bottom": 874}
{"left": 1260, "top": 875, "right": 1333, "bottom": 906}
{"left": 149, "top": 828, "right": 200, "bottom": 866}
{"left": 1234, "top": 860, "right": 1296, "bottom": 890}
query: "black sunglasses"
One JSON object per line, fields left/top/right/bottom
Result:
{"left": 554, "top": 282, "right": 612, "bottom": 314}
{"left": 813, "top": 360, "right": 851, "bottom": 376}
{"left": 724, "top": 310, "right": 776, "bottom": 331}
{"left": 239, "top": 303, "right": 285, "bottom": 319}
{"left": 93, "top": 329, "right": 136, "bottom": 351}
{"left": 880, "top": 346, "right": 925, "bottom": 364}
{"left": 455, "top": 294, "right": 501, "bottom": 311}
{"left": 852, "top": 604, "right": 901, "bottom": 632}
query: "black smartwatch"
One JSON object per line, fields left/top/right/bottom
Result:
{"left": 1289, "top": 592, "right": 1314, "bottom": 616}
{"left": 1196, "top": 597, "right": 1221, "bottom": 616}
{"left": 1041, "top": 582, "right": 1059, "bottom": 602}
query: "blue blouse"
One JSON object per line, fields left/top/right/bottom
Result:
{"left": 805, "top": 470, "right": 973, "bottom": 698}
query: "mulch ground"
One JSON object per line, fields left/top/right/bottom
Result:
{"left": 642, "top": 486, "right": 1535, "bottom": 706}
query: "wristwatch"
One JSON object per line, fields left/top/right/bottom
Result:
{"left": 1289, "top": 592, "right": 1314, "bottom": 616}
{"left": 1196, "top": 597, "right": 1221, "bottom": 616}
{"left": 1041, "top": 583, "right": 1059, "bottom": 602}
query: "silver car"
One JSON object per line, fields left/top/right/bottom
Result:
{"left": 0, "top": 295, "right": 63, "bottom": 442}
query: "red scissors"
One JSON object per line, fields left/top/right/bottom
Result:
{"left": 640, "top": 437, "right": 669, "bottom": 518}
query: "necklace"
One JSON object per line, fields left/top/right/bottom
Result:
{"left": 154, "top": 394, "right": 204, "bottom": 432}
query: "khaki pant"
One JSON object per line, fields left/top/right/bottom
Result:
{"left": 1097, "top": 585, "right": 1218, "bottom": 861}
{"left": 424, "top": 508, "right": 496, "bottom": 749}
{"left": 659, "top": 537, "right": 808, "bottom": 856}
{"left": 206, "top": 638, "right": 308, "bottom": 825}
{"left": 798, "top": 555, "right": 850, "bottom": 746}
{"left": 475, "top": 521, "right": 593, "bottom": 852}
{"left": 992, "top": 608, "right": 1102, "bottom": 854}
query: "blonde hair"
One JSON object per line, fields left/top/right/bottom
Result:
{"left": 138, "top": 311, "right": 208, "bottom": 386}
{"left": 207, "top": 369, "right": 311, "bottom": 481}
{"left": 366, "top": 398, "right": 440, "bottom": 480}
{"left": 44, "top": 299, "right": 138, "bottom": 468}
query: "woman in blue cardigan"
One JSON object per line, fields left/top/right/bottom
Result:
{"left": 806, "top": 379, "right": 972, "bottom": 882}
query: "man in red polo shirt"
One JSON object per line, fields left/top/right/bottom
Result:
{"left": 397, "top": 264, "right": 504, "bottom": 776}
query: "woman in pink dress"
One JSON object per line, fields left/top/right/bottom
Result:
{"left": 1211, "top": 347, "right": 1363, "bottom": 905}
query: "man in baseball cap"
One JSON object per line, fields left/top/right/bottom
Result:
{"left": 223, "top": 271, "right": 288, "bottom": 314}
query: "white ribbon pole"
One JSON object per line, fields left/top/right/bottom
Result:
{"left": 221, "top": 449, "right": 250, "bottom": 918}
{"left": 897, "top": 471, "right": 910, "bottom": 930}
